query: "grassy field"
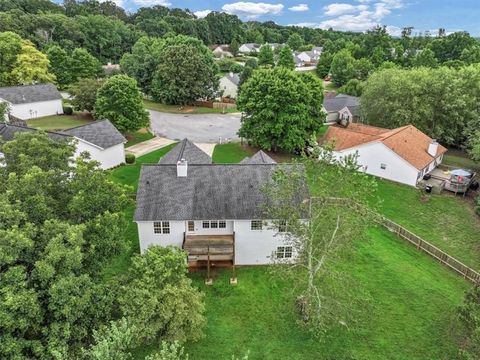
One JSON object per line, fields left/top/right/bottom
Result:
{"left": 27, "top": 114, "right": 93, "bottom": 130}
{"left": 373, "top": 179, "right": 480, "bottom": 270}
{"left": 106, "top": 142, "right": 470, "bottom": 360}
{"left": 144, "top": 99, "right": 238, "bottom": 114}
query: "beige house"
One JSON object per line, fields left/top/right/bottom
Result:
{"left": 219, "top": 72, "right": 240, "bottom": 99}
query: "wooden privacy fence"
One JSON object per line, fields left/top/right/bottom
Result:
{"left": 316, "top": 197, "right": 480, "bottom": 283}
{"left": 381, "top": 217, "right": 480, "bottom": 283}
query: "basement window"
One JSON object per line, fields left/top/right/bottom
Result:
{"left": 202, "top": 221, "right": 210, "bottom": 229}
{"left": 276, "top": 246, "right": 293, "bottom": 259}
{"left": 380, "top": 163, "right": 387, "bottom": 170}
{"left": 251, "top": 220, "right": 263, "bottom": 230}
{"left": 211, "top": 221, "right": 218, "bottom": 229}
{"left": 219, "top": 221, "right": 226, "bottom": 228}
{"left": 154, "top": 221, "right": 170, "bottom": 234}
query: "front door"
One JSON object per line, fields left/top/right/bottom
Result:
{"left": 187, "top": 221, "right": 195, "bottom": 234}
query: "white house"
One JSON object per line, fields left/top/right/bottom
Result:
{"left": 322, "top": 123, "right": 447, "bottom": 187}
{"left": 0, "top": 83, "right": 63, "bottom": 120}
{"left": 0, "top": 119, "right": 126, "bottom": 169}
{"left": 212, "top": 45, "right": 234, "bottom": 58}
{"left": 219, "top": 72, "right": 240, "bottom": 99}
{"left": 323, "top": 94, "right": 361, "bottom": 124}
{"left": 296, "top": 47, "right": 323, "bottom": 63}
{"left": 239, "top": 43, "right": 260, "bottom": 54}
{"left": 134, "top": 139, "right": 306, "bottom": 267}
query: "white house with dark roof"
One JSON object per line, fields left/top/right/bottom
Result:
{"left": 62, "top": 120, "right": 127, "bottom": 169}
{"left": 219, "top": 72, "right": 240, "bottom": 99}
{"left": 0, "top": 84, "right": 63, "bottom": 120}
{"left": 239, "top": 43, "right": 260, "bottom": 54}
{"left": 0, "top": 120, "right": 126, "bottom": 169}
{"left": 134, "top": 139, "right": 306, "bottom": 267}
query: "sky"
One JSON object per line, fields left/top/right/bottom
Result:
{"left": 75, "top": 0, "right": 480, "bottom": 36}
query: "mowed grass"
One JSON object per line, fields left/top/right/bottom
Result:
{"left": 372, "top": 179, "right": 480, "bottom": 270}
{"left": 444, "top": 148, "right": 480, "bottom": 172}
{"left": 212, "top": 142, "right": 254, "bottom": 163}
{"left": 125, "top": 130, "right": 155, "bottom": 148}
{"left": 180, "top": 228, "right": 467, "bottom": 360}
{"left": 144, "top": 99, "right": 238, "bottom": 114}
{"left": 27, "top": 114, "right": 93, "bottom": 130}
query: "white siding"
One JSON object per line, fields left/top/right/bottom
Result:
{"left": 297, "top": 52, "right": 311, "bottom": 62}
{"left": 9, "top": 99, "right": 63, "bottom": 120}
{"left": 333, "top": 142, "right": 419, "bottom": 186}
{"left": 188, "top": 220, "right": 234, "bottom": 235}
{"left": 136, "top": 219, "right": 290, "bottom": 265}
{"left": 233, "top": 220, "right": 289, "bottom": 265}
{"left": 74, "top": 140, "right": 125, "bottom": 169}
{"left": 219, "top": 77, "right": 238, "bottom": 98}
{"left": 137, "top": 221, "right": 185, "bottom": 254}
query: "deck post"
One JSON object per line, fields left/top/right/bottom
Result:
{"left": 230, "top": 231, "right": 237, "bottom": 285}
{"left": 205, "top": 244, "right": 213, "bottom": 285}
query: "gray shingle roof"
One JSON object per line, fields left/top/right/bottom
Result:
{"left": 240, "top": 150, "right": 276, "bottom": 164}
{"left": 223, "top": 73, "right": 240, "bottom": 86}
{"left": 134, "top": 163, "right": 307, "bottom": 221}
{"left": 0, "top": 122, "right": 70, "bottom": 142}
{"left": 159, "top": 138, "right": 212, "bottom": 165}
{"left": 0, "top": 84, "right": 62, "bottom": 104}
{"left": 62, "top": 120, "right": 126, "bottom": 149}
{"left": 323, "top": 94, "right": 360, "bottom": 113}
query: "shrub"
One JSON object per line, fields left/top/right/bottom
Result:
{"left": 230, "top": 63, "right": 244, "bottom": 73}
{"left": 475, "top": 195, "right": 480, "bottom": 216}
{"left": 63, "top": 106, "right": 73, "bottom": 115}
{"left": 217, "top": 58, "right": 236, "bottom": 72}
{"left": 125, "top": 153, "right": 136, "bottom": 164}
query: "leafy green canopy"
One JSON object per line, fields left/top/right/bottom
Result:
{"left": 361, "top": 65, "right": 480, "bottom": 156}
{"left": 237, "top": 67, "right": 325, "bottom": 152}
{"left": 0, "top": 132, "right": 130, "bottom": 359}
{"left": 95, "top": 74, "right": 149, "bottom": 132}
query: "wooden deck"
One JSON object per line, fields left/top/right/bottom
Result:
{"left": 183, "top": 234, "right": 234, "bottom": 262}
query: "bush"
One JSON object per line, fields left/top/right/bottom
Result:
{"left": 125, "top": 153, "right": 136, "bottom": 164}
{"left": 217, "top": 58, "right": 236, "bottom": 72}
{"left": 475, "top": 196, "right": 480, "bottom": 216}
{"left": 63, "top": 106, "right": 73, "bottom": 115}
{"left": 230, "top": 63, "right": 244, "bottom": 73}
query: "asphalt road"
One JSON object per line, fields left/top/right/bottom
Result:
{"left": 149, "top": 110, "right": 242, "bottom": 143}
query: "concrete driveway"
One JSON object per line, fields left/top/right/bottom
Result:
{"left": 149, "top": 110, "right": 241, "bottom": 143}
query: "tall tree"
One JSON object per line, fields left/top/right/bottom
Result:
{"left": 316, "top": 51, "right": 333, "bottom": 78}
{"left": 264, "top": 145, "right": 377, "bottom": 336}
{"left": 11, "top": 39, "right": 55, "bottom": 84}
{"left": 277, "top": 44, "right": 295, "bottom": 69}
{"left": 287, "top": 33, "right": 304, "bottom": 51}
{"left": 413, "top": 48, "right": 438, "bottom": 68}
{"left": 71, "top": 48, "right": 102, "bottom": 82}
{"left": 257, "top": 44, "right": 274, "bottom": 67}
{"left": 69, "top": 78, "right": 104, "bottom": 112}
{"left": 46, "top": 45, "right": 72, "bottom": 87}
{"left": 150, "top": 36, "right": 218, "bottom": 105}
{"left": 0, "top": 131, "right": 129, "bottom": 359}
{"left": 230, "top": 37, "right": 240, "bottom": 57}
{"left": 95, "top": 74, "right": 149, "bottom": 132}
{"left": 0, "top": 31, "right": 23, "bottom": 86}
{"left": 330, "top": 49, "right": 355, "bottom": 87}
{"left": 237, "top": 67, "right": 324, "bottom": 152}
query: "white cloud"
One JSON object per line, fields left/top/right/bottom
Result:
{"left": 194, "top": 9, "right": 212, "bottom": 18}
{"left": 386, "top": 25, "right": 402, "bottom": 36}
{"left": 99, "top": 0, "right": 125, "bottom": 6}
{"left": 132, "top": 0, "right": 172, "bottom": 6}
{"left": 222, "top": 2, "right": 284, "bottom": 17}
{"left": 288, "top": 22, "right": 320, "bottom": 28}
{"left": 289, "top": 4, "right": 309, "bottom": 12}
{"left": 320, "top": 0, "right": 404, "bottom": 32}
{"left": 324, "top": 3, "right": 367, "bottom": 16}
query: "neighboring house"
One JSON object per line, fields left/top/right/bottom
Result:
{"left": 0, "top": 119, "right": 126, "bottom": 169}
{"left": 62, "top": 120, "right": 127, "bottom": 169}
{"left": 297, "top": 47, "right": 322, "bottom": 63}
{"left": 219, "top": 72, "right": 240, "bottom": 99}
{"left": 239, "top": 43, "right": 260, "bottom": 54}
{"left": 212, "top": 45, "right": 234, "bottom": 58}
{"left": 102, "top": 62, "right": 121, "bottom": 74}
{"left": 322, "top": 123, "right": 447, "bottom": 187}
{"left": 0, "top": 84, "right": 63, "bottom": 120}
{"left": 323, "top": 94, "right": 361, "bottom": 124}
{"left": 293, "top": 54, "right": 305, "bottom": 67}
{"left": 134, "top": 139, "right": 307, "bottom": 266}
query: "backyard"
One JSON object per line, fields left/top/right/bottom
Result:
{"left": 106, "top": 141, "right": 473, "bottom": 360}
{"left": 26, "top": 113, "right": 93, "bottom": 130}
{"left": 144, "top": 99, "right": 238, "bottom": 114}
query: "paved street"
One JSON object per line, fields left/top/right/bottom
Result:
{"left": 149, "top": 110, "right": 241, "bottom": 143}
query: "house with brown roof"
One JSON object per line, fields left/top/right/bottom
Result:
{"left": 322, "top": 123, "right": 447, "bottom": 186}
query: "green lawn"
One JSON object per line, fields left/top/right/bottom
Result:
{"left": 444, "top": 148, "right": 480, "bottom": 172}
{"left": 144, "top": 99, "right": 238, "bottom": 114}
{"left": 372, "top": 179, "right": 480, "bottom": 270}
{"left": 27, "top": 114, "right": 93, "bottom": 130}
{"left": 125, "top": 130, "right": 155, "bottom": 148}
{"left": 106, "top": 142, "right": 470, "bottom": 360}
